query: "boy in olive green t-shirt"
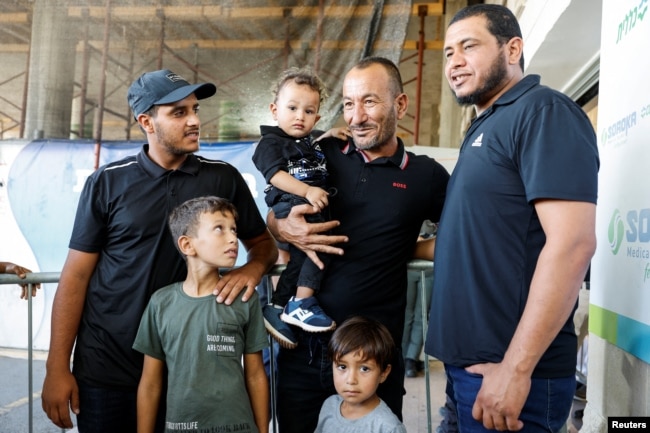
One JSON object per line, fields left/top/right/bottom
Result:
{"left": 133, "top": 196, "right": 269, "bottom": 433}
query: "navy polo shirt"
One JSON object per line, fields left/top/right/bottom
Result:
{"left": 315, "top": 138, "right": 449, "bottom": 343}
{"left": 426, "top": 75, "right": 599, "bottom": 377}
{"left": 69, "top": 145, "right": 267, "bottom": 388}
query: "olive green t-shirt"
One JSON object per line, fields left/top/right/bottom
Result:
{"left": 133, "top": 282, "right": 268, "bottom": 433}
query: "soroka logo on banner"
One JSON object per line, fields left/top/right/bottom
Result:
{"left": 616, "top": 0, "right": 648, "bottom": 44}
{"left": 609, "top": 208, "right": 650, "bottom": 258}
{"left": 601, "top": 111, "right": 637, "bottom": 146}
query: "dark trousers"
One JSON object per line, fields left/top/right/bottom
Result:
{"left": 276, "top": 331, "right": 405, "bottom": 433}
{"left": 273, "top": 243, "right": 331, "bottom": 306}
{"left": 272, "top": 197, "right": 331, "bottom": 307}
{"left": 76, "top": 381, "right": 166, "bottom": 433}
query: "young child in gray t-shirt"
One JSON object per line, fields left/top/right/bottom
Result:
{"left": 314, "top": 316, "right": 407, "bottom": 433}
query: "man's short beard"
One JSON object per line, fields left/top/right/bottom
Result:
{"left": 355, "top": 135, "right": 380, "bottom": 151}
{"left": 454, "top": 55, "right": 508, "bottom": 107}
{"left": 154, "top": 121, "right": 195, "bottom": 156}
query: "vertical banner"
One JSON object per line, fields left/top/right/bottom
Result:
{"left": 591, "top": 0, "right": 650, "bottom": 362}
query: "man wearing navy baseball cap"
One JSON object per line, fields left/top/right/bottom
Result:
{"left": 41, "top": 69, "right": 278, "bottom": 433}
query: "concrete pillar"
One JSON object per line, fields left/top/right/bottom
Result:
{"left": 25, "top": 0, "right": 78, "bottom": 139}
{"left": 437, "top": 0, "right": 469, "bottom": 149}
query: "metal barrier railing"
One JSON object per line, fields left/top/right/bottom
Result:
{"left": 0, "top": 272, "right": 61, "bottom": 433}
{"left": 0, "top": 260, "right": 434, "bottom": 433}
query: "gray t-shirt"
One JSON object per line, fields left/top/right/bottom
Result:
{"left": 133, "top": 282, "right": 268, "bottom": 433}
{"left": 314, "top": 394, "right": 407, "bottom": 433}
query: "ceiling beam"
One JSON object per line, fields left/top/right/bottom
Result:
{"left": 0, "top": 44, "right": 27, "bottom": 52}
{"left": 0, "top": 38, "right": 443, "bottom": 53}
{"left": 112, "top": 39, "right": 443, "bottom": 50}
{"left": 0, "top": 3, "right": 444, "bottom": 23}
{"left": 403, "top": 40, "right": 443, "bottom": 50}
{"left": 0, "top": 3, "right": 444, "bottom": 52}
{"left": 0, "top": 13, "right": 28, "bottom": 23}
{"left": 65, "top": 3, "right": 443, "bottom": 20}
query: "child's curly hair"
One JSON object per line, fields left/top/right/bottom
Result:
{"left": 272, "top": 66, "right": 329, "bottom": 105}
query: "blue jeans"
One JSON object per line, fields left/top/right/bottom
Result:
{"left": 276, "top": 331, "right": 405, "bottom": 433}
{"left": 76, "top": 381, "right": 165, "bottom": 433}
{"left": 445, "top": 364, "right": 574, "bottom": 433}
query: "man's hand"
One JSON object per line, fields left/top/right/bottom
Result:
{"left": 466, "top": 362, "right": 530, "bottom": 431}
{"left": 212, "top": 230, "right": 278, "bottom": 304}
{"left": 41, "top": 368, "right": 80, "bottom": 429}
{"left": 213, "top": 266, "right": 260, "bottom": 305}
{"left": 270, "top": 204, "right": 348, "bottom": 269}
{"left": 1, "top": 262, "right": 41, "bottom": 299}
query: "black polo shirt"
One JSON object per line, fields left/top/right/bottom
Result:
{"left": 316, "top": 138, "right": 449, "bottom": 344}
{"left": 69, "top": 145, "right": 267, "bottom": 389}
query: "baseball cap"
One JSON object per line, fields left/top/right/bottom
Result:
{"left": 127, "top": 69, "right": 217, "bottom": 118}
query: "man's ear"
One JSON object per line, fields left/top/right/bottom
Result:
{"left": 137, "top": 113, "right": 155, "bottom": 134}
{"left": 507, "top": 37, "right": 524, "bottom": 67}
{"left": 395, "top": 93, "right": 409, "bottom": 120}
{"left": 177, "top": 235, "right": 195, "bottom": 257}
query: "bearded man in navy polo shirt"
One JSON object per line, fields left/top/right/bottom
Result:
{"left": 425, "top": 5, "right": 598, "bottom": 433}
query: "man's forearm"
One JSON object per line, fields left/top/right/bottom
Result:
{"left": 504, "top": 200, "right": 597, "bottom": 374}
{"left": 502, "top": 245, "right": 590, "bottom": 375}
{"left": 413, "top": 238, "right": 435, "bottom": 261}
{"left": 47, "top": 282, "right": 86, "bottom": 370}
{"left": 245, "top": 231, "right": 279, "bottom": 277}
{"left": 46, "top": 249, "right": 98, "bottom": 369}
{"left": 265, "top": 209, "right": 284, "bottom": 242}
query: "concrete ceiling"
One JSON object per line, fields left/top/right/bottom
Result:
{"left": 0, "top": 1, "right": 446, "bottom": 145}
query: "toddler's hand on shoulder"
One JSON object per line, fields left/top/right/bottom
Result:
{"left": 315, "top": 127, "right": 350, "bottom": 142}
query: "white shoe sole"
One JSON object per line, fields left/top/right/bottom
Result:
{"left": 280, "top": 313, "right": 336, "bottom": 333}
{"left": 263, "top": 317, "right": 298, "bottom": 349}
